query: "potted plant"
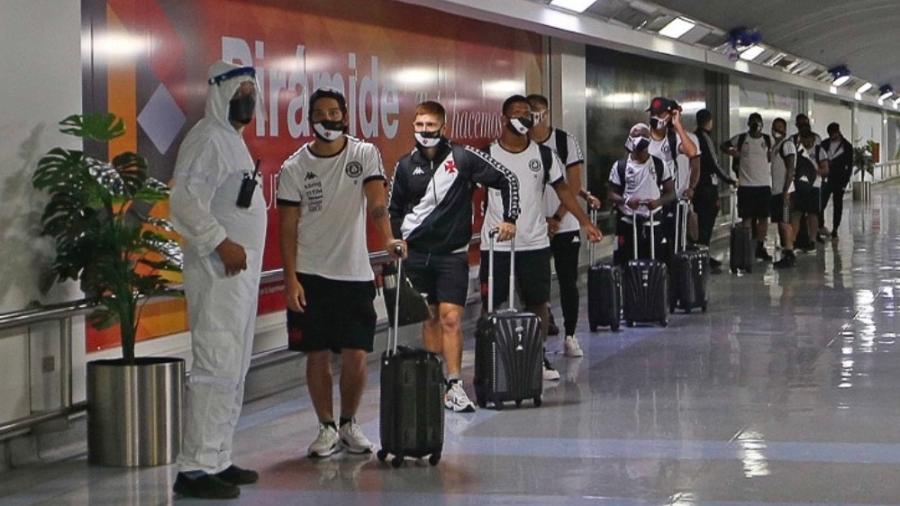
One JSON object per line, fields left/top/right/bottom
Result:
{"left": 852, "top": 140, "right": 875, "bottom": 201}
{"left": 32, "top": 113, "right": 185, "bottom": 467}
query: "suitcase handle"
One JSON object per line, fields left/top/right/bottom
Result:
{"left": 632, "top": 205, "right": 662, "bottom": 261}
{"left": 730, "top": 188, "right": 739, "bottom": 227}
{"left": 675, "top": 200, "right": 690, "bottom": 254}
{"left": 388, "top": 245, "right": 405, "bottom": 356}
{"left": 589, "top": 208, "right": 597, "bottom": 265}
{"left": 487, "top": 228, "right": 516, "bottom": 313}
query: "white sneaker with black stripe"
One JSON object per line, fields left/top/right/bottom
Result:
{"left": 308, "top": 423, "right": 341, "bottom": 458}
{"left": 543, "top": 357, "right": 561, "bottom": 381}
{"left": 444, "top": 380, "right": 476, "bottom": 413}
{"left": 338, "top": 420, "right": 373, "bottom": 454}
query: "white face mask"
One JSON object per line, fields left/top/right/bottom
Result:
{"left": 650, "top": 116, "right": 669, "bottom": 130}
{"left": 414, "top": 131, "right": 442, "bottom": 148}
{"left": 313, "top": 121, "right": 344, "bottom": 142}
{"left": 531, "top": 110, "right": 548, "bottom": 125}
{"left": 625, "top": 136, "right": 651, "bottom": 153}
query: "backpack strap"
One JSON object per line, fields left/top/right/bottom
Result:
{"left": 554, "top": 129, "right": 569, "bottom": 166}
{"left": 736, "top": 133, "right": 747, "bottom": 153}
{"left": 539, "top": 144, "right": 555, "bottom": 185}
{"left": 762, "top": 133, "right": 772, "bottom": 152}
{"left": 651, "top": 156, "right": 665, "bottom": 187}
{"left": 667, "top": 128, "right": 678, "bottom": 160}
{"left": 617, "top": 158, "right": 627, "bottom": 186}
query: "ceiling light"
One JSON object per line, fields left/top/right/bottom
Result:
{"left": 764, "top": 53, "right": 786, "bottom": 66}
{"left": 549, "top": 0, "right": 598, "bottom": 13}
{"left": 829, "top": 65, "right": 851, "bottom": 87}
{"left": 893, "top": 97, "right": 900, "bottom": 106}
{"left": 857, "top": 82, "right": 873, "bottom": 94}
{"left": 739, "top": 45, "right": 765, "bottom": 61}
{"left": 879, "top": 85, "right": 894, "bottom": 101}
{"left": 658, "top": 17, "right": 696, "bottom": 39}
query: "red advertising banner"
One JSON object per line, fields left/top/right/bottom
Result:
{"left": 81, "top": 0, "right": 543, "bottom": 351}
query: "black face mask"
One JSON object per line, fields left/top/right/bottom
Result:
{"left": 414, "top": 130, "right": 443, "bottom": 149}
{"left": 507, "top": 116, "right": 533, "bottom": 136}
{"left": 228, "top": 94, "right": 255, "bottom": 125}
{"left": 312, "top": 120, "right": 346, "bottom": 142}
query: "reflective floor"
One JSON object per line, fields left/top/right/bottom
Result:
{"left": 2, "top": 185, "right": 900, "bottom": 505}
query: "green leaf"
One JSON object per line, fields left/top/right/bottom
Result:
{"left": 60, "top": 113, "right": 125, "bottom": 141}
{"left": 112, "top": 152, "right": 149, "bottom": 196}
{"left": 133, "top": 177, "right": 170, "bottom": 203}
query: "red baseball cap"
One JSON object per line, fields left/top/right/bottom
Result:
{"left": 646, "top": 97, "right": 681, "bottom": 115}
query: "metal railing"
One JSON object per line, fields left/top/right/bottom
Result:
{"left": 872, "top": 160, "right": 900, "bottom": 183}
{"left": 0, "top": 235, "right": 482, "bottom": 439}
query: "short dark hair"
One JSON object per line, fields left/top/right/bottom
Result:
{"left": 696, "top": 109, "right": 712, "bottom": 125}
{"left": 526, "top": 94, "right": 549, "bottom": 109}
{"left": 748, "top": 112, "right": 763, "bottom": 123}
{"left": 772, "top": 117, "right": 787, "bottom": 129}
{"left": 309, "top": 88, "right": 347, "bottom": 118}
{"left": 502, "top": 95, "right": 530, "bottom": 116}
{"left": 827, "top": 122, "right": 841, "bottom": 135}
{"left": 415, "top": 101, "right": 446, "bottom": 123}
{"left": 795, "top": 113, "right": 810, "bottom": 124}
{"left": 799, "top": 129, "right": 817, "bottom": 141}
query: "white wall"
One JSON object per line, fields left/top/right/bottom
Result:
{"left": 812, "top": 98, "right": 852, "bottom": 140}
{"left": 0, "top": 0, "right": 82, "bottom": 423}
{"left": 856, "top": 106, "right": 884, "bottom": 148}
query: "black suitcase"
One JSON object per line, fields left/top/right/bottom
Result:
{"left": 670, "top": 201, "right": 710, "bottom": 313}
{"left": 474, "top": 232, "right": 543, "bottom": 410}
{"left": 622, "top": 208, "right": 669, "bottom": 327}
{"left": 378, "top": 253, "right": 444, "bottom": 468}
{"left": 587, "top": 210, "right": 622, "bottom": 331}
{"left": 729, "top": 191, "right": 754, "bottom": 273}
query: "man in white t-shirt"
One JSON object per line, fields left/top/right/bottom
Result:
{"left": 769, "top": 118, "right": 798, "bottom": 269}
{"left": 277, "top": 88, "right": 406, "bottom": 459}
{"left": 722, "top": 113, "right": 774, "bottom": 262}
{"left": 646, "top": 97, "right": 699, "bottom": 262}
{"left": 480, "top": 94, "right": 601, "bottom": 381}
{"left": 791, "top": 130, "right": 829, "bottom": 252}
{"left": 608, "top": 123, "right": 676, "bottom": 264}
{"left": 527, "top": 94, "right": 600, "bottom": 359}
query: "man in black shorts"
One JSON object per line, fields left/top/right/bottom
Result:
{"left": 389, "top": 101, "right": 519, "bottom": 413}
{"left": 769, "top": 118, "right": 798, "bottom": 268}
{"left": 722, "top": 113, "right": 774, "bottom": 261}
{"left": 791, "top": 130, "right": 829, "bottom": 252}
{"left": 480, "top": 95, "right": 601, "bottom": 381}
{"left": 277, "top": 88, "right": 406, "bottom": 458}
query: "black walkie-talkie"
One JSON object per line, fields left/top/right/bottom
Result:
{"left": 236, "top": 158, "right": 261, "bottom": 208}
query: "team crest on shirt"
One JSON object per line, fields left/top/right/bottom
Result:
{"left": 345, "top": 161, "right": 363, "bottom": 178}
{"left": 528, "top": 159, "right": 542, "bottom": 173}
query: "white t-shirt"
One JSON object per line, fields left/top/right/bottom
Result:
{"left": 770, "top": 138, "right": 797, "bottom": 196}
{"left": 608, "top": 156, "right": 673, "bottom": 217}
{"left": 482, "top": 141, "right": 564, "bottom": 252}
{"left": 277, "top": 136, "right": 386, "bottom": 281}
{"left": 728, "top": 133, "right": 772, "bottom": 188}
{"left": 796, "top": 144, "right": 829, "bottom": 189}
{"left": 540, "top": 129, "right": 585, "bottom": 234}
{"left": 648, "top": 133, "right": 681, "bottom": 175}
{"left": 674, "top": 131, "right": 700, "bottom": 198}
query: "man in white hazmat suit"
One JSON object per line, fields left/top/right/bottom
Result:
{"left": 170, "top": 60, "right": 265, "bottom": 499}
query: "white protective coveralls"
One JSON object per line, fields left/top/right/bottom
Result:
{"left": 171, "top": 61, "right": 267, "bottom": 474}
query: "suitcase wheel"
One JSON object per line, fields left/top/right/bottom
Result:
{"left": 626, "top": 321, "right": 635, "bottom": 328}
{"left": 392, "top": 455, "right": 404, "bottom": 468}
{"left": 660, "top": 320, "right": 668, "bottom": 327}
{"left": 377, "top": 449, "right": 388, "bottom": 462}
{"left": 533, "top": 396, "right": 543, "bottom": 407}
{"left": 429, "top": 453, "right": 441, "bottom": 466}
{"left": 515, "top": 399, "right": 523, "bottom": 408}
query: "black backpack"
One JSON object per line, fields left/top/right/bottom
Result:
{"left": 554, "top": 129, "right": 569, "bottom": 166}
{"left": 795, "top": 145, "right": 823, "bottom": 187}
{"left": 616, "top": 156, "right": 666, "bottom": 190}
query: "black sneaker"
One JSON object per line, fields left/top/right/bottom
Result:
{"left": 547, "top": 313, "right": 560, "bottom": 337}
{"left": 755, "top": 248, "right": 773, "bottom": 262}
{"left": 216, "top": 465, "right": 259, "bottom": 485}
{"left": 773, "top": 252, "right": 796, "bottom": 269}
{"left": 709, "top": 257, "right": 722, "bottom": 269}
{"left": 173, "top": 473, "right": 240, "bottom": 499}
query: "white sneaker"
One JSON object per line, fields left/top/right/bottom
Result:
{"left": 444, "top": 381, "right": 476, "bottom": 413}
{"left": 338, "top": 421, "right": 374, "bottom": 454}
{"left": 563, "top": 335, "right": 584, "bottom": 357}
{"left": 542, "top": 357, "right": 561, "bottom": 381}
{"left": 308, "top": 423, "right": 342, "bottom": 458}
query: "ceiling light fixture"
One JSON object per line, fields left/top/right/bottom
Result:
{"left": 857, "top": 82, "right": 873, "bottom": 94}
{"left": 659, "top": 17, "right": 696, "bottom": 39}
{"left": 739, "top": 45, "right": 765, "bottom": 61}
{"left": 829, "top": 65, "right": 851, "bottom": 87}
{"left": 879, "top": 85, "right": 894, "bottom": 101}
{"left": 549, "top": 0, "right": 598, "bottom": 13}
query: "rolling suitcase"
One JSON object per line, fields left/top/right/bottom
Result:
{"left": 622, "top": 207, "right": 669, "bottom": 328}
{"left": 588, "top": 209, "right": 622, "bottom": 332}
{"left": 378, "top": 251, "right": 445, "bottom": 468}
{"left": 474, "top": 231, "right": 544, "bottom": 410}
{"left": 729, "top": 190, "right": 754, "bottom": 273}
{"left": 669, "top": 200, "right": 710, "bottom": 313}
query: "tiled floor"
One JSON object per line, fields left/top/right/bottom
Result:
{"left": 2, "top": 186, "right": 899, "bottom": 505}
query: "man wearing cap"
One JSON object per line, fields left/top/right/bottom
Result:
{"left": 646, "top": 97, "right": 699, "bottom": 263}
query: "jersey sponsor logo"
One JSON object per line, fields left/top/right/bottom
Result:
{"left": 412, "top": 166, "right": 425, "bottom": 176}
{"left": 345, "top": 161, "right": 363, "bottom": 178}
{"left": 528, "top": 158, "right": 541, "bottom": 173}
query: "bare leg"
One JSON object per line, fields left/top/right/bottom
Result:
{"left": 339, "top": 349, "right": 368, "bottom": 419}
{"left": 306, "top": 351, "right": 334, "bottom": 423}
{"left": 438, "top": 303, "right": 464, "bottom": 378}
{"left": 422, "top": 306, "right": 442, "bottom": 355}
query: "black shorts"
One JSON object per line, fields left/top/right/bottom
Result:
{"left": 404, "top": 250, "right": 469, "bottom": 307}
{"left": 287, "top": 273, "right": 376, "bottom": 353}
{"left": 794, "top": 184, "right": 820, "bottom": 214}
{"left": 479, "top": 248, "right": 551, "bottom": 308}
{"left": 737, "top": 186, "right": 771, "bottom": 219}
{"left": 770, "top": 193, "right": 792, "bottom": 223}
